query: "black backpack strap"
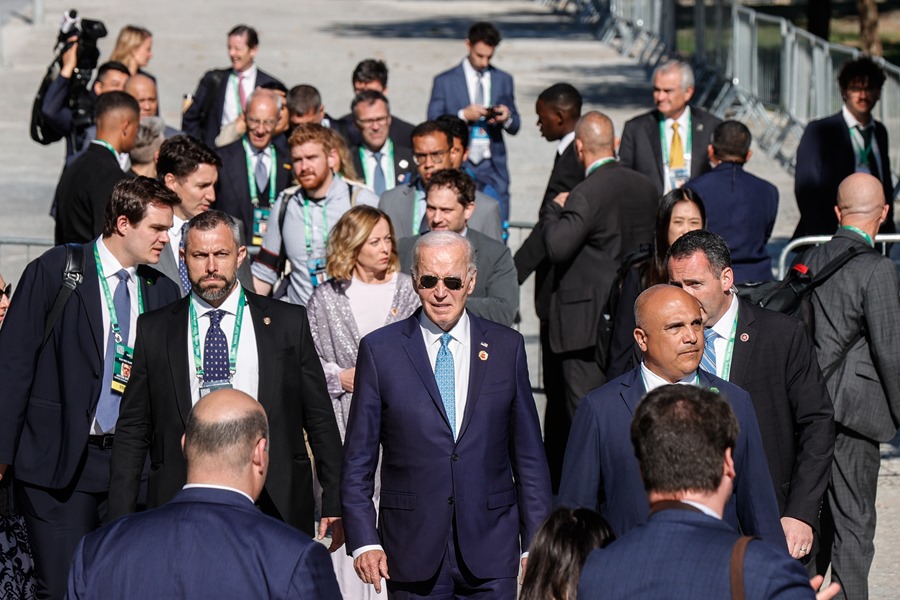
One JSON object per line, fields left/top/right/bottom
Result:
{"left": 43, "top": 244, "right": 85, "bottom": 346}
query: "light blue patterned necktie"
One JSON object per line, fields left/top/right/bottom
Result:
{"left": 372, "top": 151, "right": 386, "bottom": 196}
{"left": 435, "top": 332, "right": 456, "bottom": 437}
{"left": 701, "top": 327, "right": 718, "bottom": 376}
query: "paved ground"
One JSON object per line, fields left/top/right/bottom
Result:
{"left": 0, "top": 0, "right": 897, "bottom": 596}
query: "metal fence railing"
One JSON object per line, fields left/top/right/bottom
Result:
{"left": 541, "top": 0, "right": 900, "bottom": 197}
{"left": 0, "top": 237, "right": 54, "bottom": 284}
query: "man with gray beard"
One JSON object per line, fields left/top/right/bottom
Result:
{"left": 109, "top": 210, "right": 344, "bottom": 547}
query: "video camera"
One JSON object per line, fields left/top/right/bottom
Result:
{"left": 30, "top": 9, "right": 107, "bottom": 146}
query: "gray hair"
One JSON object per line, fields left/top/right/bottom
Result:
{"left": 653, "top": 60, "right": 695, "bottom": 92}
{"left": 246, "top": 88, "right": 282, "bottom": 113}
{"left": 130, "top": 116, "right": 166, "bottom": 165}
{"left": 411, "top": 231, "right": 477, "bottom": 279}
{"left": 184, "top": 210, "right": 241, "bottom": 250}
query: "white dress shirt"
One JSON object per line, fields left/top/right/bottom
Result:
{"left": 662, "top": 107, "right": 693, "bottom": 191}
{"left": 842, "top": 104, "right": 884, "bottom": 177}
{"left": 640, "top": 362, "right": 698, "bottom": 392}
{"left": 706, "top": 294, "right": 740, "bottom": 379}
{"left": 222, "top": 65, "right": 257, "bottom": 125}
{"left": 168, "top": 214, "right": 187, "bottom": 267}
{"left": 186, "top": 285, "right": 259, "bottom": 405}
{"left": 557, "top": 130, "right": 576, "bottom": 156}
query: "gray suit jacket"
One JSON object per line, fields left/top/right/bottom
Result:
{"left": 157, "top": 230, "right": 253, "bottom": 296}
{"left": 804, "top": 227, "right": 900, "bottom": 441}
{"left": 398, "top": 229, "right": 518, "bottom": 326}
{"left": 379, "top": 182, "right": 503, "bottom": 242}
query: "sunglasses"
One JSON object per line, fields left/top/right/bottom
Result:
{"left": 418, "top": 275, "right": 464, "bottom": 291}
{"left": 1, "top": 283, "right": 10, "bottom": 299}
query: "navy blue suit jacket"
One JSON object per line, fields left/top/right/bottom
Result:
{"left": 215, "top": 139, "right": 294, "bottom": 243}
{"left": 341, "top": 310, "right": 551, "bottom": 582}
{"left": 557, "top": 368, "right": 785, "bottom": 548}
{"left": 427, "top": 63, "right": 520, "bottom": 197}
{"left": 686, "top": 162, "right": 779, "bottom": 283}
{"left": 66, "top": 487, "right": 342, "bottom": 600}
{"left": 0, "top": 243, "right": 180, "bottom": 489}
{"left": 182, "top": 67, "right": 283, "bottom": 149}
{"left": 578, "top": 507, "right": 813, "bottom": 599}
{"left": 794, "top": 112, "right": 895, "bottom": 238}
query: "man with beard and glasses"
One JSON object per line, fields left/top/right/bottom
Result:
{"left": 109, "top": 210, "right": 345, "bottom": 549}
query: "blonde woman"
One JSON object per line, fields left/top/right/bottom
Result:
{"left": 109, "top": 25, "right": 153, "bottom": 76}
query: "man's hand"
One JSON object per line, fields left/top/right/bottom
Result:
{"left": 810, "top": 575, "right": 841, "bottom": 600}
{"left": 60, "top": 36, "right": 78, "bottom": 78}
{"left": 354, "top": 549, "right": 390, "bottom": 593}
{"left": 0, "top": 464, "right": 7, "bottom": 482}
{"left": 318, "top": 516, "right": 345, "bottom": 553}
{"left": 781, "top": 516, "right": 813, "bottom": 559}
{"left": 462, "top": 104, "right": 490, "bottom": 123}
{"left": 487, "top": 103, "right": 511, "bottom": 125}
{"left": 339, "top": 368, "right": 356, "bottom": 393}
{"left": 552, "top": 192, "right": 569, "bottom": 208}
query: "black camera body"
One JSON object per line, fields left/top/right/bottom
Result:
{"left": 57, "top": 10, "right": 108, "bottom": 135}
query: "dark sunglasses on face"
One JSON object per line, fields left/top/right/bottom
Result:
{"left": 1, "top": 283, "right": 10, "bottom": 298}
{"left": 418, "top": 275, "right": 464, "bottom": 291}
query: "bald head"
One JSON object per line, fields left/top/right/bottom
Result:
{"left": 634, "top": 285, "right": 704, "bottom": 383}
{"left": 245, "top": 89, "right": 280, "bottom": 150}
{"left": 835, "top": 173, "right": 888, "bottom": 235}
{"left": 574, "top": 111, "right": 615, "bottom": 167}
{"left": 183, "top": 389, "right": 269, "bottom": 496}
{"left": 635, "top": 284, "right": 695, "bottom": 329}
{"left": 125, "top": 73, "right": 159, "bottom": 118}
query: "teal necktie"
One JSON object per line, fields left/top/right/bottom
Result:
{"left": 435, "top": 333, "right": 456, "bottom": 437}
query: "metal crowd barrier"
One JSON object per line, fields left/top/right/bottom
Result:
{"left": 777, "top": 234, "right": 900, "bottom": 279}
{"left": 0, "top": 236, "right": 55, "bottom": 282}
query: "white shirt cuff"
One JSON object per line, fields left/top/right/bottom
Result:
{"left": 352, "top": 544, "right": 384, "bottom": 559}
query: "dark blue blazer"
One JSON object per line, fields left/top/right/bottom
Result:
{"left": 794, "top": 112, "right": 895, "bottom": 238}
{"left": 182, "top": 67, "right": 283, "bottom": 148}
{"left": 0, "top": 243, "right": 180, "bottom": 489}
{"left": 557, "top": 368, "right": 785, "bottom": 548}
{"left": 578, "top": 507, "right": 814, "bottom": 599}
{"left": 66, "top": 487, "right": 342, "bottom": 599}
{"left": 427, "top": 63, "right": 520, "bottom": 195}
{"left": 341, "top": 310, "right": 551, "bottom": 582}
{"left": 686, "top": 162, "right": 779, "bottom": 283}
{"left": 215, "top": 138, "right": 294, "bottom": 243}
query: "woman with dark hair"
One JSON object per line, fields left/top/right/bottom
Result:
{"left": 605, "top": 187, "right": 706, "bottom": 378}
{"left": 520, "top": 507, "right": 614, "bottom": 600}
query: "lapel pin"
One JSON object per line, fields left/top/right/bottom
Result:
{"left": 740, "top": 333, "right": 749, "bottom": 342}
{"left": 399, "top": 159, "right": 409, "bottom": 170}
{"left": 283, "top": 163, "right": 292, "bottom": 170}
{"left": 697, "top": 123, "right": 704, "bottom": 132}
{"left": 391, "top": 306, "right": 399, "bottom": 316}
{"left": 480, "top": 341, "right": 489, "bottom": 348}
{"left": 709, "top": 387, "right": 719, "bottom": 394}
{"left": 478, "top": 350, "right": 488, "bottom": 361}
{"left": 263, "top": 317, "right": 272, "bottom": 325}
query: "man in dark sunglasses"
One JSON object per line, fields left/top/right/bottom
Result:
{"left": 397, "top": 168, "right": 518, "bottom": 326}
{"left": 0, "top": 274, "right": 9, "bottom": 326}
{"left": 341, "top": 229, "right": 551, "bottom": 599}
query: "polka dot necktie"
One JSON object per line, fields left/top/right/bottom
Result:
{"left": 372, "top": 151, "right": 386, "bottom": 196}
{"left": 435, "top": 333, "right": 456, "bottom": 437}
{"left": 178, "top": 222, "right": 191, "bottom": 295}
{"left": 203, "top": 309, "right": 230, "bottom": 382}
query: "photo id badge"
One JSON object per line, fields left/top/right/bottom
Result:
{"left": 111, "top": 343, "right": 134, "bottom": 394}
{"left": 667, "top": 167, "right": 690, "bottom": 191}
{"left": 469, "top": 124, "right": 491, "bottom": 160}
{"left": 252, "top": 207, "right": 271, "bottom": 247}
{"left": 200, "top": 380, "right": 233, "bottom": 398}
{"left": 307, "top": 256, "right": 328, "bottom": 288}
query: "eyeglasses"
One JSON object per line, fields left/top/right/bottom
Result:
{"left": 356, "top": 115, "right": 389, "bottom": 128}
{"left": 846, "top": 85, "right": 881, "bottom": 94}
{"left": 412, "top": 149, "right": 450, "bottom": 166}
{"left": 1, "top": 283, "right": 10, "bottom": 299}
{"left": 246, "top": 117, "right": 277, "bottom": 130}
{"left": 418, "top": 275, "right": 464, "bottom": 291}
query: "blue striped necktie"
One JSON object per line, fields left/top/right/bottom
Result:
{"left": 701, "top": 327, "right": 718, "bottom": 376}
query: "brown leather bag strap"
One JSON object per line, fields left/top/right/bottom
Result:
{"left": 730, "top": 536, "right": 755, "bottom": 600}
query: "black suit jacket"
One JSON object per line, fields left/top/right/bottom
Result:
{"left": 339, "top": 113, "right": 416, "bottom": 148}
{"left": 541, "top": 161, "right": 658, "bottom": 354}
{"left": 0, "top": 243, "right": 180, "bottom": 489}
{"left": 349, "top": 140, "right": 415, "bottom": 191}
{"left": 617, "top": 106, "right": 721, "bottom": 197}
{"left": 182, "top": 67, "right": 283, "bottom": 148}
{"left": 794, "top": 112, "right": 895, "bottom": 238}
{"left": 54, "top": 144, "right": 132, "bottom": 245}
{"left": 514, "top": 141, "right": 584, "bottom": 320}
{"left": 728, "top": 299, "right": 835, "bottom": 529}
{"left": 108, "top": 290, "right": 343, "bottom": 536}
{"left": 215, "top": 139, "right": 294, "bottom": 242}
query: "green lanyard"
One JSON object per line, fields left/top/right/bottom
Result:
{"left": 586, "top": 157, "right": 616, "bottom": 176}
{"left": 842, "top": 225, "right": 874, "bottom": 246}
{"left": 717, "top": 312, "right": 739, "bottom": 381}
{"left": 358, "top": 139, "right": 395, "bottom": 189}
{"left": 94, "top": 243, "right": 144, "bottom": 343}
{"left": 659, "top": 112, "right": 693, "bottom": 166}
{"left": 241, "top": 137, "right": 277, "bottom": 207}
{"left": 230, "top": 73, "right": 244, "bottom": 117}
{"left": 301, "top": 195, "right": 329, "bottom": 258}
{"left": 189, "top": 287, "right": 246, "bottom": 382}
{"left": 412, "top": 185, "right": 425, "bottom": 235}
{"left": 849, "top": 125, "right": 875, "bottom": 168}
{"left": 93, "top": 139, "right": 119, "bottom": 161}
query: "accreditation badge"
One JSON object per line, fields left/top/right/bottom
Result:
{"left": 667, "top": 167, "right": 690, "bottom": 192}
{"left": 111, "top": 343, "right": 134, "bottom": 394}
{"left": 199, "top": 380, "right": 233, "bottom": 398}
{"left": 307, "top": 255, "right": 328, "bottom": 288}
{"left": 252, "top": 207, "right": 271, "bottom": 247}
